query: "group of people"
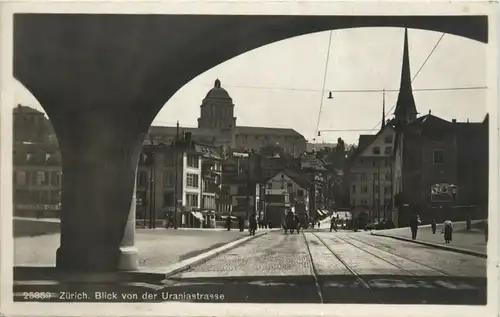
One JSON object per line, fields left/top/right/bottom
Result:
{"left": 225, "top": 214, "right": 259, "bottom": 236}
{"left": 410, "top": 214, "right": 454, "bottom": 243}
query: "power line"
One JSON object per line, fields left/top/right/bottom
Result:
{"left": 222, "top": 84, "right": 486, "bottom": 93}
{"left": 370, "top": 32, "right": 446, "bottom": 131}
{"left": 319, "top": 129, "right": 378, "bottom": 132}
{"left": 315, "top": 31, "right": 333, "bottom": 138}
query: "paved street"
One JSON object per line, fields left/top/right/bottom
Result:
{"left": 158, "top": 230, "right": 486, "bottom": 304}
{"left": 14, "top": 225, "right": 486, "bottom": 305}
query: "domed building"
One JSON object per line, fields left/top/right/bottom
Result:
{"left": 198, "top": 79, "right": 236, "bottom": 131}
{"left": 148, "top": 79, "right": 307, "bottom": 157}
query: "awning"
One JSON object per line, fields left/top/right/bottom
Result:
{"left": 191, "top": 211, "right": 204, "bottom": 221}
{"left": 220, "top": 215, "right": 238, "bottom": 220}
{"left": 317, "top": 209, "right": 325, "bottom": 216}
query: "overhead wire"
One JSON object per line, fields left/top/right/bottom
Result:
{"left": 221, "top": 85, "right": 486, "bottom": 94}
{"left": 314, "top": 31, "right": 333, "bottom": 140}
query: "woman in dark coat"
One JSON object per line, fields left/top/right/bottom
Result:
{"left": 431, "top": 219, "right": 437, "bottom": 234}
{"left": 443, "top": 220, "right": 453, "bottom": 243}
{"left": 249, "top": 214, "right": 257, "bottom": 236}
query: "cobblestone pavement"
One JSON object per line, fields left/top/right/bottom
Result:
{"left": 159, "top": 231, "right": 486, "bottom": 304}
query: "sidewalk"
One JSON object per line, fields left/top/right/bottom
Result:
{"left": 15, "top": 219, "right": 263, "bottom": 269}
{"left": 372, "top": 220, "right": 487, "bottom": 257}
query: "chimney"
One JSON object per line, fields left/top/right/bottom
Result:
{"left": 452, "top": 119, "right": 457, "bottom": 124}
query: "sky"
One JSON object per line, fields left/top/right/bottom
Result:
{"left": 13, "top": 27, "right": 487, "bottom": 146}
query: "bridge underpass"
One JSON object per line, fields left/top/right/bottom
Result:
{"left": 13, "top": 13, "right": 488, "bottom": 272}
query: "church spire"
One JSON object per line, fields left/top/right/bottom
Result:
{"left": 394, "top": 28, "right": 418, "bottom": 124}
{"left": 381, "top": 89, "right": 386, "bottom": 129}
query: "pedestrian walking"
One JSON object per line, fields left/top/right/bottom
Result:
{"left": 249, "top": 214, "right": 257, "bottom": 236}
{"left": 443, "top": 220, "right": 453, "bottom": 243}
{"left": 330, "top": 216, "right": 337, "bottom": 232}
{"left": 431, "top": 219, "right": 437, "bottom": 234}
{"left": 238, "top": 216, "right": 244, "bottom": 232}
{"left": 409, "top": 214, "right": 419, "bottom": 240}
{"left": 294, "top": 214, "right": 301, "bottom": 233}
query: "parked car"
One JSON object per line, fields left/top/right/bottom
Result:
{"left": 365, "top": 219, "right": 396, "bottom": 231}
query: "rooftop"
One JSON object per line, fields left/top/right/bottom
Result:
{"left": 204, "top": 79, "right": 231, "bottom": 100}
{"left": 234, "top": 126, "right": 304, "bottom": 138}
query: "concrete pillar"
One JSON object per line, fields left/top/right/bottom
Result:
{"left": 118, "top": 174, "right": 139, "bottom": 270}
{"left": 55, "top": 119, "right": 142, "bottom": 272}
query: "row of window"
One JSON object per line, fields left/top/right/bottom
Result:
{"left": 352, "top": 184, "right": 391, "bottom": 194}
{"left": 161, "top": 192, "right": 217, "bottom": 209}
{"left": 203, "top": 195, "right": 216, "bottom": 210}
{"left": 186, "top": 155, "right": 200, "bottom": 168}
{"left": 352, "top": 172, "right": 391, "bottom": 182}
{"left": 186, "top": 193, "right": 199, "bottom": 207}
{"left": 186, "top": 173, "right": 199, "bottom": 188}
{"left": 14, "top": 189, "right": 61, "bottom": 205}
{"left": 351, "top": 198, "right": 392, "bottom": 207}
{"left": 141, "top": 153, "right": 202, "bottom": 168}
{"left": 13, "top": 170, "right": 62, "bottom": 187}
{"left": 137, "top": 170, "right": 202, "bottom": 189}
{"left": 361, "top": 148, "right": 445, "bottom": 165}
{"left": 356, "top": 159, "right": 392, "bottom": 167}
{"left": 372, "top": 146, "right": 393, "bottom": 155}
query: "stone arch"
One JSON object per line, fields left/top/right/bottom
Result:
{"left": 12, "top": 14, "right": 489, "bottom": 271}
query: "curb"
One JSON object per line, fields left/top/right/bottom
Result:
{"left": 371, "top": 232, "right": 487, "bottom": 258}
{"left": 159, "top": 230, "right": 272, "bottom": 278}
{"left": 14, "top": 230, "right": 272, "bottom": 286}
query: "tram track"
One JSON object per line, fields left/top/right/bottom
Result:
{"left": 303, "top": 232, "right": 384, "bottom": 304}
{"left": 341, "top": 235, "right": 451, "bottom": 277}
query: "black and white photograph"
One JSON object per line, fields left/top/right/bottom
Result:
{"left": 1, "top": 1, "right": 498, "bottom": 316}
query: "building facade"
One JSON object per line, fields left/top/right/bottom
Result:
{"left": 264, "top": 170, "right": 310, "bottom": 226}
{"left": 390, "top": 29, "right": 489, "bottom": 226}
{"left": 13, "top": 105, "right": 61, "bottom": 218}
{"left": 137, "top": 138, "right": 227, "bottom": 228}
{"left": 13, "top": 143, "right": 62, "bottom": 218}
{"left": 348, "top": 126, "right": 396, "bottom": 225}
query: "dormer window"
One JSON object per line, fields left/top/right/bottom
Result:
{"left": 372, "top": 147, "right": 381, "bottom": 155}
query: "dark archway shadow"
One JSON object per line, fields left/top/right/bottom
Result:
{"left": 14, "top": 14, "right": 489, "bottom": 132}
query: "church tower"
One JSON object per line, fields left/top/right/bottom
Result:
{"left": 198, "top": 79, "right": 237, "bottom": 131}
{"left": 394, "top": 28, "right": 418, "bottom": 124}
